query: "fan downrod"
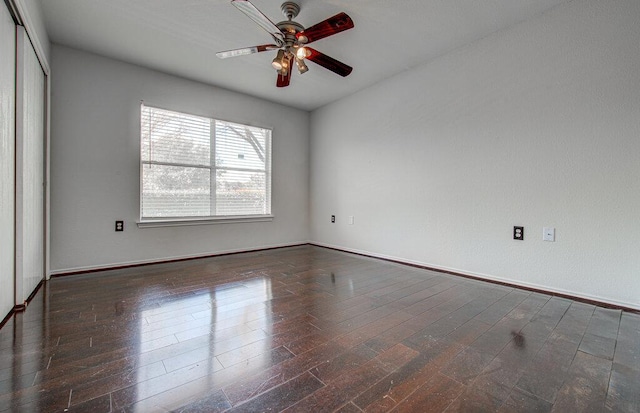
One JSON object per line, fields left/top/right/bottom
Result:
{"left": 281, "top": 2, "right": 300, "bottom": 20}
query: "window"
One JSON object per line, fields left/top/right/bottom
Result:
{"left": 140, "top": 104, "right": 271, "bottom": 221}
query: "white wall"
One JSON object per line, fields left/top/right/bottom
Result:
{"left": 50, "top": 46, "right": 310, "bottom": 273}
{"left": 310, "top": 0, "right": 640, "bottom": 309}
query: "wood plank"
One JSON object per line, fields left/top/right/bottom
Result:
{"left": 0, "top": 246, "right": 636, "bottom": 412}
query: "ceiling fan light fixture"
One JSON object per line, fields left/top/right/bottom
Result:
{"left": 296, "top": 46, "right": 309, "bottom": 60}
{"left": 296, "top": 58, "right": 308, "bottom": 74}
{"left": 272, "top": 49, "right": 286, "bottom": 70}
{"left": 219, "top": 1, "right": 354, "bottom": 87}
{"left": 282, "top": 54, "right": 291, "bottom": 70}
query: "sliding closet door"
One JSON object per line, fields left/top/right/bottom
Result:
{"left": 15, "top": 27, "right": 45, "bottom": 304}
{"left": 0, "top": 3, "right": 16, "bottom": 318}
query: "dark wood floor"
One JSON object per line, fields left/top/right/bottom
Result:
{"left": 1, "top": 246, "right": 638, "bottom": 412}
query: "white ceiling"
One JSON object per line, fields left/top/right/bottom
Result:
{"left": 40, "top": 0, "right": 570, "bottom": 111}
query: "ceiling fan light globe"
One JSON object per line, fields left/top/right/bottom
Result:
{"left": 296, "top": 46, "right": 309, "bottom": 59}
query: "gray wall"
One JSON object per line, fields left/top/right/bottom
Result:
{"left": 50, "top": 46, "right": 310, "bottom": 272}
{"left": 310, "top": 0, "right": 640, "bottom": 309}
{"left": 49, "top": 0, "right": 639, "bottom": 310}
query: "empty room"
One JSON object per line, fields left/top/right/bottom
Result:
{"left": 1, "top": 0, "right": 639, "bottom": 411}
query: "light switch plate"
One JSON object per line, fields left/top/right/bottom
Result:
{"left": 543, "top": 227, "right": 555, "bottom": 242}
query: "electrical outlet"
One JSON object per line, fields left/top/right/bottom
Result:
{"left": 513, "top": 226, "right": 524, "bottom": 240}
{"left": 115, "top": 220, "right": 124, "bottom": 232}
{"left": 331, "top": 215, "right": 335, "bottom": 223}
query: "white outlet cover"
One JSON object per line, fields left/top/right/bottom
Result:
{"left": 348, "top": 216, "right": 354, "bottom": 225}
{"left": 543, "top": 227, "right": 555, "bottom": 242}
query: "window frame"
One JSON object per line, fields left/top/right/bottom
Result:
{"left": 137, "top": 103, "right": 273, "bottom": 228}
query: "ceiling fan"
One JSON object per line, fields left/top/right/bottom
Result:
{"left": 216, "top": 0, "right": 354, "bottom": 87}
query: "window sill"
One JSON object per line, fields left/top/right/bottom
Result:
{"left": 137, "top": 215, "right": 274, "bottom": 228}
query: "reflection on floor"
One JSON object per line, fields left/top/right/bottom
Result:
{"left": 0, "top": 245, "right": 638, "bottom": 412}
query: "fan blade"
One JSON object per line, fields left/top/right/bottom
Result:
{"left": 216, "top": 44, "right": 279, "bottom": 59}
{"left": 231, "top": 0, "right": 284, "bottom": 46}
{"left": 296, "top": 12, "right": 354, "bottom": 44}
{"left": 305, "top": 48, "right": 352, "bottom": 77}
{"left": 276, "top": 54, "right": 294, "bottom": 87}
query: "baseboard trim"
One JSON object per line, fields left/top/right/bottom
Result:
{"left": 45, "top": 241, "right": 639, "bottom": 313}
{"left": 50, "top": 242, "right": 309, "bottom": 278}
{"left": 0, "top": 309, "right": 16, "bottom": 329}
{"left": 25, "top": 279, "right": 45, "bottom": 304}
{"left": 311, "top": 242, "right": 640, "bottom": 313}
{"left": 0, "top": 279, "right": 45, "bottom": 330}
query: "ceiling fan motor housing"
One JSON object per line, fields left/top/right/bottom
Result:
{"left": 281, "top": 2, "right": 300, "bottom": 20}
{"left": 277, "top": 20, "right": 304, "bottom": 47}
{"left": 277, "top": 2, "right": 305, "bottom": 50}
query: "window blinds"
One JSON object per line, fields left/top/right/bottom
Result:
{"left": 141, "top": 105, "right": 271, "bottom": 219}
